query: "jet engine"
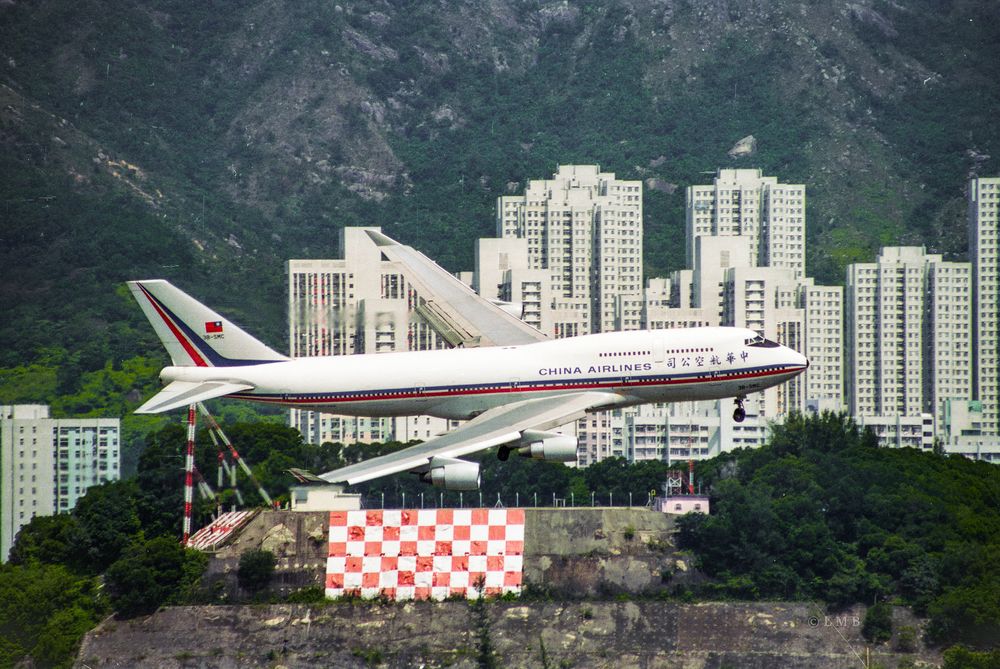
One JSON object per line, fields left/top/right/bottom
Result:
{"left": 421, "top": 456, "right": 481, "bottom": 490}
{"left": 517, "top": 430, "right": 578, "bottom": 462}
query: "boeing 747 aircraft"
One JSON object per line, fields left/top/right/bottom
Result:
{"left": 129, "top": 231, "right": 807, "bottom": 490}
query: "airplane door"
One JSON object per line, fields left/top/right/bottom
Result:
{"left": 654, "top": 335, "right": 665, "bottom": 363}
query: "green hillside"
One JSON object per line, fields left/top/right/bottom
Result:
{"left": 1, "top": 0, "right": 998, "bottom": 401}
{"left": 4, "top": 412, "right": 999, "bottom": 667}
{"left": 679, "top": 413, "right": 1000, "bottom": 648}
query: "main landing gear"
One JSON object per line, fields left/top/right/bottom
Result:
{"left": 733, "top": 396, "right": 747, "bottom": 423}
{"left": 497, "top": 445, "right": 511, "bottom": 461}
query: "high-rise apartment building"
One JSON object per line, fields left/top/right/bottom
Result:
{"left": 846, "top": 247, "right": 972, "bottom": 432}
{"left": 686, "top": 168, "right": 806, "bottom": 280}
{"left": 497, "top": 165, "right": 643, "bottom": 334}
{"left": 847, "top": 248, "right": 926, "bottom": 417}
{"left": 1, "top": 405, "right": 120, "bottom": 561}
{"left": 798, "top": 281, "right": 844, "bottom": 408}
{"left": 722, "top": 265, "right": 806, "bottom": 418}
{"left": 969, "top": 177, "right": 1000, "bottom": 434}
{"left": 577, "top": 222, "right": 841, "bottom": 462}
{"left": 288, "top": 228, "right": 450, "bottom": 445}
{"left": 575, "top": 401, "right": 769, "bottom": 467}
{"left": 474, "top": 237, "right": 588, "bottom": 337}
{"left": 925, "top": 260, "right": 973, "bottom": 427}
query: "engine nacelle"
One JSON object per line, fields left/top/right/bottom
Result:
{"left": 517, "top": 430, "right": 578, "bottom": 462}
{"left": 421, "top": 456, "right": 481, "bottom": 490}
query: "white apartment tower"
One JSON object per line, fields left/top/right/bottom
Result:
{"left": 799, "top": 281, "right": 844, "bottom": 408}
{"left": 497, "top": 165, "right": 643, "bottom": 335}
{"left": 722, "top": 265, "right": 806, "bottom": 418}
{"left": 474, "top": 237, "right": 588, "bottom": 337}
{"left": 846, "top": 247, "right": 972, "bottom": 430}
{"left": 924, "top": 261, "right": 973, "bottom": 427}
{"left": 686, "top": 169, "right": 806, "bottom": 280}
{"left": 969, "top": 177, "right": 1000, "bottom": 435}
{"left": 1, "top": 405, "right": 120, "bottom": 561}
{"left": 288, "top": 228, "right": 449, "bottom": 444}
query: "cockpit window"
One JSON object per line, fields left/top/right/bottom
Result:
{"left": 745, "top": 335, "right": 781, "bottom": 348}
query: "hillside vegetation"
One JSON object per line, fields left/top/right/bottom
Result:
{"left": 1, "top": 0, "right": 999, "bottom": 402}
{"left": 680, "top": 413, "right": 1000, "bottom": 648}
{"left": 3, "top": 413, "right": 999, "bottom": 666}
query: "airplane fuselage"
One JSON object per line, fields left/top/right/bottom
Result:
{"left": 160, "top": 327, "right": 807, "bottom": 421}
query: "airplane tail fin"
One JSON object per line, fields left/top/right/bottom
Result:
{"left": 127, "top": 280, "right": 288, "bottom": 367}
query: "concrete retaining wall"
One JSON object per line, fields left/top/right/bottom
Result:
{"left": 203, "top": 507, "right": 687, "bottom": 599}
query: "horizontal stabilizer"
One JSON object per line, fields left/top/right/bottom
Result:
{"left": 286, "top": 468, "right": 328, "bottom": 484}
{"left": 135, "top": 380, "right": 254, "bottom": 414}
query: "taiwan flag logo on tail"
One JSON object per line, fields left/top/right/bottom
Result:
{"left": 205, "top": 321, "right": 224, "bottom": 334}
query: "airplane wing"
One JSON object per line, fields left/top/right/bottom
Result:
{"left": 135, "top": 380, "right": 255, "bottom": 414}
{"left": 320, "top": 391, "right": 624, "bottom": 486}
{"left": 366, "top": 229, "right": 548, "bottom": 347}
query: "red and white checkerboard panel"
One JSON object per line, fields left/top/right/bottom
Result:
{"left": 325, "top": 508, "right": 525, "bottom": 600}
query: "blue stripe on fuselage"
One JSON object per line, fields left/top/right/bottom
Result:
{"left": 229, "top": 364, "right": 803, "bottom": 404}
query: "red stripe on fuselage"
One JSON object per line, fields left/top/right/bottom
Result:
{"left": 230, "top": 365, "right": 805, "bottom": 406}
{"left": 138, "top": 284, "right": 209, "bottom": 367}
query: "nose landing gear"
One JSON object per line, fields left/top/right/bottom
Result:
{"left": 733, "top": 396, "right": 747, "bottom": 423}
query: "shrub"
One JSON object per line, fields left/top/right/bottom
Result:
{"left": 237, "top": 549, "right": 276, "bottom": 594}
{"left": 862, "top": 602, "right": 893, "bottom": 644}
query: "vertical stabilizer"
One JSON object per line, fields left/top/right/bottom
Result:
{"left": 127, "top": 280, "right": 288, "bottom": 367}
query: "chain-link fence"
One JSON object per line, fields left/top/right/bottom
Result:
{"left": 358, "top": 489, "right": 661, "bottom": 510}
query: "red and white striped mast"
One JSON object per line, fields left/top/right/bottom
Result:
{"left": 182, "top": 403, "right": 197, "bottom": 544}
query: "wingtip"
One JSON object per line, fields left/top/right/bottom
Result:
{"left": 364, "top": 229, "right": 399, "bottom": 247}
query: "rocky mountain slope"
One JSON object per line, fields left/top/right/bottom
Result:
{"left": 76, "top": 601, "right": 939, "bottom": 668}
{"left": 1, "top": 0, "right": 998, "bottom": 373}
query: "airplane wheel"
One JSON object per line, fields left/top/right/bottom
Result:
{"left": 733, "top": 407, "right": 746, "bottom": 423}
{"left": 497, "top": 446, "right": 511, "bottom": 461}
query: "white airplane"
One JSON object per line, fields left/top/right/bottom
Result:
{"left": 129, "top": 230, "right": 808, "bottom": 490}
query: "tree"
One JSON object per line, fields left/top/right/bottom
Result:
{"left": 72, "top": 480, "right": 142, "bottom": 572}
{"left": 7, "top": 513, "right": 81, "bottom": 569}
{"left": 237, "top": 548, "right": 276, "bottom": 595}
{"left": 863, "top": 602, "right": 893, "bottom": 644}
{"left": 31, "top": 605, "right": 102, "bottom": 668}
{"left": 941, "top": 646, "right": 1000, "bottom": 669}
{"left": 927, "top": 580, "right": 1000, "bottom": 647}
{"left": 0, "top": 563, "right": 106, "bottom": 668}
{"left": 133, "top": 423, "right": 187, "bottom": 539}
{"left": 104, "top": 536, "right": 206, "bottom": 618}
